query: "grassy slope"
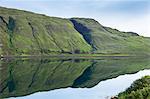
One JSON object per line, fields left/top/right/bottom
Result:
{"left": 70, "top": 18, "right": 150, "bottom": 55}
{"left": 118, "top": 76, "right": 150, "bottom": 99}
{"left": 0, "top": 7, "right": 150, "bottom": 56}
{"left": 0, "top": 7, "right": 91, "bottom": 55}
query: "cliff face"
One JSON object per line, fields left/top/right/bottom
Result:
{"left": 70, "top": 18, "right": 150, "bottom": 55}
{"left": 0, "top": 7, "right": 150, "bottom": 56}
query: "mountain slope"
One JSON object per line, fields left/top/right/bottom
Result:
{"left": 0, "top": 7, "right": 91, "bottom": 55}
{"left": 0, "top": 7, "right": 150, "bottom": 56}
{"left": 70, "top": 18, "right": 150, "bottom": 55}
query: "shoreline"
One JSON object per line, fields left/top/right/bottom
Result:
{"left": 0, "top": 54, "right": 149, "bottom": 59}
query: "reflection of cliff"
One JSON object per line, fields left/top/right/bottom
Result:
{"left": 0, "top": 59, "right": 92, "bottom": 98}
{"left": 72, "top": 57, "right": 150, "bottom": 88}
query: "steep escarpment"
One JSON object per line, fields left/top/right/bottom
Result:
{"left": 70, "top": 18, "right": 150, "bottom": 55}
{"left": 0, "top": 7, "right": 150, "bottom": 56}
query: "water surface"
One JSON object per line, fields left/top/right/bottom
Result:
{"left": 0, "top": 57, "right": 150, "bottom": 99}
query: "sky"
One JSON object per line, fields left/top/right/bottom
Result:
{"left": 0, "top": 0, "right": 150, "bottom": 37}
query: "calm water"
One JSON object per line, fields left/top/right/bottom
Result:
{"left": 0, "top": 57, "right": 150, "bottom": 99}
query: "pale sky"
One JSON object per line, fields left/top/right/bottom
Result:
{"left": 0, "top": 0, "right": 150, "bottom": 37}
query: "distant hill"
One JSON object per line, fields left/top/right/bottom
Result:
{"left": 0, "top": 7, "right": 150, "bottom": 56}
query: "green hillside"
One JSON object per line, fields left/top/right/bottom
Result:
{"left": 0, "top": 7, "right": 91, "bottom": 55}
{"left": 0, "top": 7, "right": 150, "bottom": 56}
{"left": 70, "top": 18, "right": 150, "bottom": 55}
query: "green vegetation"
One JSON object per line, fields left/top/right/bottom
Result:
{"left": 0, "top": 7, "right": 91, "bottom": 55}
{"left": 118, "top": 76, "right": 150, "bottom": 99}
{"left": 0, "top": 7, "right": 150, "bottom": 56}
{"left": 70, "top": 18, "right": 150, "bottom": 55}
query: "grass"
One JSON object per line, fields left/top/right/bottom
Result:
{"left": 0, "top": 7, "right": 91, "bottom": 56}
{"left": 118, "top": 76, "right": 150, "bottom": 99}
{"left": 71, "top": 18, "right": 150, "bottom": 55}
{"left": 0, "top": 7, "right": 150, "bottom": 56}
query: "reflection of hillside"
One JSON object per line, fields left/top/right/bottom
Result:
{"left": 0, "top": 57, "right": 150, "bottom": 98}
{"left": 73, "top": 57, "right": 150, "bottom": 88}
{"left": 0, "top": 59, "right": 91, "bottom": 98}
